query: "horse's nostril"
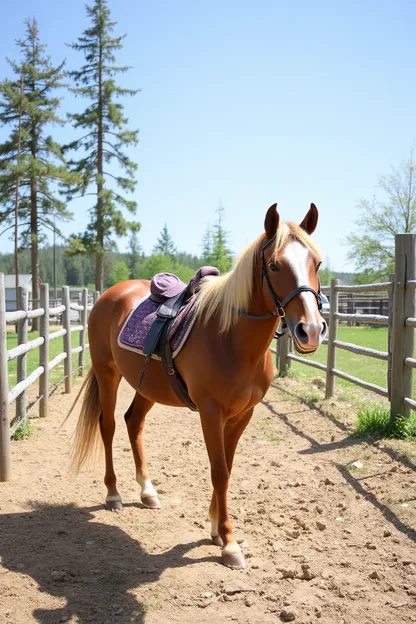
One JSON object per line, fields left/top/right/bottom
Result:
{"left": 321, "top": 320, "right": 327, "bottom": 336}
{"left": 295, "top": 322, "right": 308, "bottom": 343}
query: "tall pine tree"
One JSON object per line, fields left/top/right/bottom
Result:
{"left": 65, "top": 0, "right": 140, "bottom": 292}
{"left": 0, "top": 18, "right": 77, "bottom": 326}
{"left": 128, "top": 230, "right": 142, "bottom": 278}
{"left": 211, "top": 202, "right": 232, "bottom": 273}
{"left": 153, "top": 224, "right": 177, "bottom": 258}
{"left": 201, "top": 224, "right": 213, "bottom": 265}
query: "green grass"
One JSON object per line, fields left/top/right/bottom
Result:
{"left": 6, "top": 327, "right": 91, "bottom": 389}
{"left": 275, "top": 326, "right": 389, "bottom": 391}
{"left": 353, "top": 404, "right": 416, "bottom": 440}
{"left": 11, "top": 417, "right": 34, "bottom": 440}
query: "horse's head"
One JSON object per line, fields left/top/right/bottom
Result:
{"left": 262, "top": 203, "right": 327, "bottom": 353}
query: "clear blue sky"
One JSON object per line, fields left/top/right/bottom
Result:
{"left": 0, "top": 0, "right": 415, "bottom": 271}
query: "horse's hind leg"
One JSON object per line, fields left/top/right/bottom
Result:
{"left": 95, "top": 364, "right": 122, "bottom": 510}
{"left": 124, "top": 393, "right": 161, "bottom": 509}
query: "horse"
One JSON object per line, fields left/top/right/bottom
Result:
{"left": 65, "top": 202, "right": 327, "bottom": 570}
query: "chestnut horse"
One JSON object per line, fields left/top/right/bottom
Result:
{"left": 66, "top": 203, "right": 326, "bottom": 569}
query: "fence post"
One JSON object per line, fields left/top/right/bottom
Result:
{"left": 387, "top": 273, "right": 394, "bottom": 401}
{"left": 16, "top": 286, "right": 28, "bottom": 423}
{"left": 93, "top": 290, "right": 100, "bottom": 304}
{"left": 278, "top": 331, "right": 290, "bottom": 376}
{"left": 79, "top": 288, "right": 88, "bottom": 376}
{"left": 39, "top": 283, "right": 50, "bottom": 418}
{"left": 0, "top": 273, "right": 11, "bottom": 481}
{"left": 390, "top": 234, "right": 416, "bottom": 421}
{"left": 325, "top": 278, "right": 339, "bottom": 398}
{"left": 62, "top": 286, "right": 72, "bottom": 394}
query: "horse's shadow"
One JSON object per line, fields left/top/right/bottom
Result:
{"left": 0, "top": 502, "right": 213, "bottom": 623}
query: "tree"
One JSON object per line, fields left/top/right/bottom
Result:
{"left": 108, "top": 260, "right": 129, "bottom": 286}
{"left": 318, "top": 256, "right": 333, "bottom": 286}
{"left": 0, "top": 18, "right": 77, "bottom": 327}
{"left": 140, "top": 253, "right": 174, "bottom": 280}
{"left": 153, "top": 224, "right": 176, "bottom": 258}
{"left": 346, "top": 153, "right": 416, "bottom": 280}
{"left": 127, "top": 231, "right": 142, "bottom": 278}
{"left": 65, "top": 0, "right": 140, "bottom": 292}
{"left": 201, "top": 224, "right": 213, "bottom": 265}
{"left": 211, "top": 202, "right": 232, "bottom": 273}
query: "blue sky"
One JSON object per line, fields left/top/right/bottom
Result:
{"left": 0, "top": 0, "right": 415, "bottom": 271}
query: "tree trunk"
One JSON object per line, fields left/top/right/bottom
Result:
{"left": 30, "top": 176, "right": 40, "bottom": 331}
{"left": 95, "top": 32, "right": 104, "bottom": 293}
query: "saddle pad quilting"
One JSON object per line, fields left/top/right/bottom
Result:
{"left": 117, "top": 292, "right": 198, "bottom": 360}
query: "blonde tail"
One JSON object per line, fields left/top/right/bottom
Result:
{"left": 62, "top": 367, "right": 102, "bottom": 474}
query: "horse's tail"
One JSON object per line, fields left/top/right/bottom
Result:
{"left": 62, "top": 367, "right": 102, "bottom": 474}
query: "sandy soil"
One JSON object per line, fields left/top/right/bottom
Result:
{"left": 0, "top": 375, "right": 415, "bottom": 624}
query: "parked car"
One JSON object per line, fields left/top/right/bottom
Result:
{"left": 321, "top": 293, "right": 330, "bottom": 314}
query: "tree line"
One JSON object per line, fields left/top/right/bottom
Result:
{"left": 0, "top": 213, "right": 234, "bottom": 290}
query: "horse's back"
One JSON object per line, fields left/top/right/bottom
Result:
{"left": 88, "top": 279, "right": 151, "bottom": 364}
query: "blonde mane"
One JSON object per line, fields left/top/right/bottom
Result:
{"left": 194, "top": 221, "right": 321, "bottom": 333}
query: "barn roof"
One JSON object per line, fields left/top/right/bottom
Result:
{"left": 3, "top": 274, "right": 32, "bottom": 288}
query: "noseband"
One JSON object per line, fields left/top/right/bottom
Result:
{"left": 242, "top": 234, "right": 323, "bottom": 338}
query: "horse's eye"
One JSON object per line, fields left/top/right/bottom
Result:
{"left": 269, "top": 262, "right": 278, "bottom": 272}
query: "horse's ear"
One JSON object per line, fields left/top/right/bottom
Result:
{"left": 264, "top": 203, "right": 280, "bottom": 239}
{"left": 300, "top": 203, "right": 318, "bottom": 234}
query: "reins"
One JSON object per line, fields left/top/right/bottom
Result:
{"left": 241, "top": 234, "right": 323, "bottom": 340}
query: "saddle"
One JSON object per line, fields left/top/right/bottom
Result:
{"left": 140, "top": 266, "right": 220, "bottom": 411}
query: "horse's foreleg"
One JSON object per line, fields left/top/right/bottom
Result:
{"left": 96, "top": 365, "right": 122, "bottom": 510}
{"left": 200, "top": 406, "right": 247, "bottom": 570}
{"left": 124, "top": 393, "right": 160, "bottom": 509}
{"left": 209, "top": 408, "right": 254, "bottom": 550}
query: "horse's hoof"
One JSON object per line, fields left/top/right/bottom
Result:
{"left": 211, "top": 535, "right": 223, "bottom": 547}
{"left": 105, "top": 499, "right": 123, "bottom": 511}
{"left": 141, "top": 495, "right": 161, "bottom": 509}
{"left": 222, "top": 551, "right": 247, "bottom": 570}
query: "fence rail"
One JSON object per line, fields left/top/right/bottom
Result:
{"left": 0, "top": 275, "right": 95, "bottom": 481}
{"left": 274, "top": 233, "right": 416, "bottom": 423}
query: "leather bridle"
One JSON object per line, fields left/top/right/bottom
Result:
{"left": 241, "top": 234, "right": 323, "bottom": 339}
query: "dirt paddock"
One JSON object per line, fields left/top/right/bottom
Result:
{"left": 0, "top": 376, "right": 415, "bottom": 623}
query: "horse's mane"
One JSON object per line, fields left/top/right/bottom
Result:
{"left": 194, "top": 221, "right": 321, "bottom": 333}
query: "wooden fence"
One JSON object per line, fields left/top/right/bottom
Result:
{"left": 0, "top": 275, "right": 99, "bottom": 481}
{"left": 272, "top": 233, "right": 416, "bottom": 423}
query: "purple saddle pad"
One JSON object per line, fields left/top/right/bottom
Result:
{"left": 117, "top": 266, "right": 220, "bottom": 359}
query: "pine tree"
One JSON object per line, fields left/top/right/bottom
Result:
{"left": 0, "top": 17, "right": 77, "bottom": 327}
{"left": 128, "top": 231, "right": 142, "bottom": 278}
{"left": 65, "top": 0, "right": 140, "bottom": 292}
{"left": 211, "top": 202, "right": 232, "bottom": 273}
{"left": 201, "top": 224, "right": 213, "bottom": 265}
{"left": 153, "top": 224, "right": 177, "bottom": 258}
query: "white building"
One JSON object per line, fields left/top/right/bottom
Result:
{"left": 3, "top": 274, "right": 32, "bottom": 311}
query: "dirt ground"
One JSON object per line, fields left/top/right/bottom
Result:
{"left": 0, "top": 375, "right": 415, "bottom": 624}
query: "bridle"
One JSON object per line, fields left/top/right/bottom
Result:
{"left": 241, "top": 234, "right": 323, "bottom": 339}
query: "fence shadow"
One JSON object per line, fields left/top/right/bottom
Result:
{"left": 262, "top": 396, "right": 416, "bottom": 544}
{"left": 0, "top": 502, "right": 213, "bottom": 624}
{"left": 271, "top": 382, "right": 416, "bottom": 471}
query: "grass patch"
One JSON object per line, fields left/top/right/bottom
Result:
{"left": 11, "top": 418, "right": 34, "bottom": 440}
{"left": 274, "top": 326, "right": 389, "bottom": 390}
{"left": 353, "top": 405, "right": 416, "bottom": 440}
